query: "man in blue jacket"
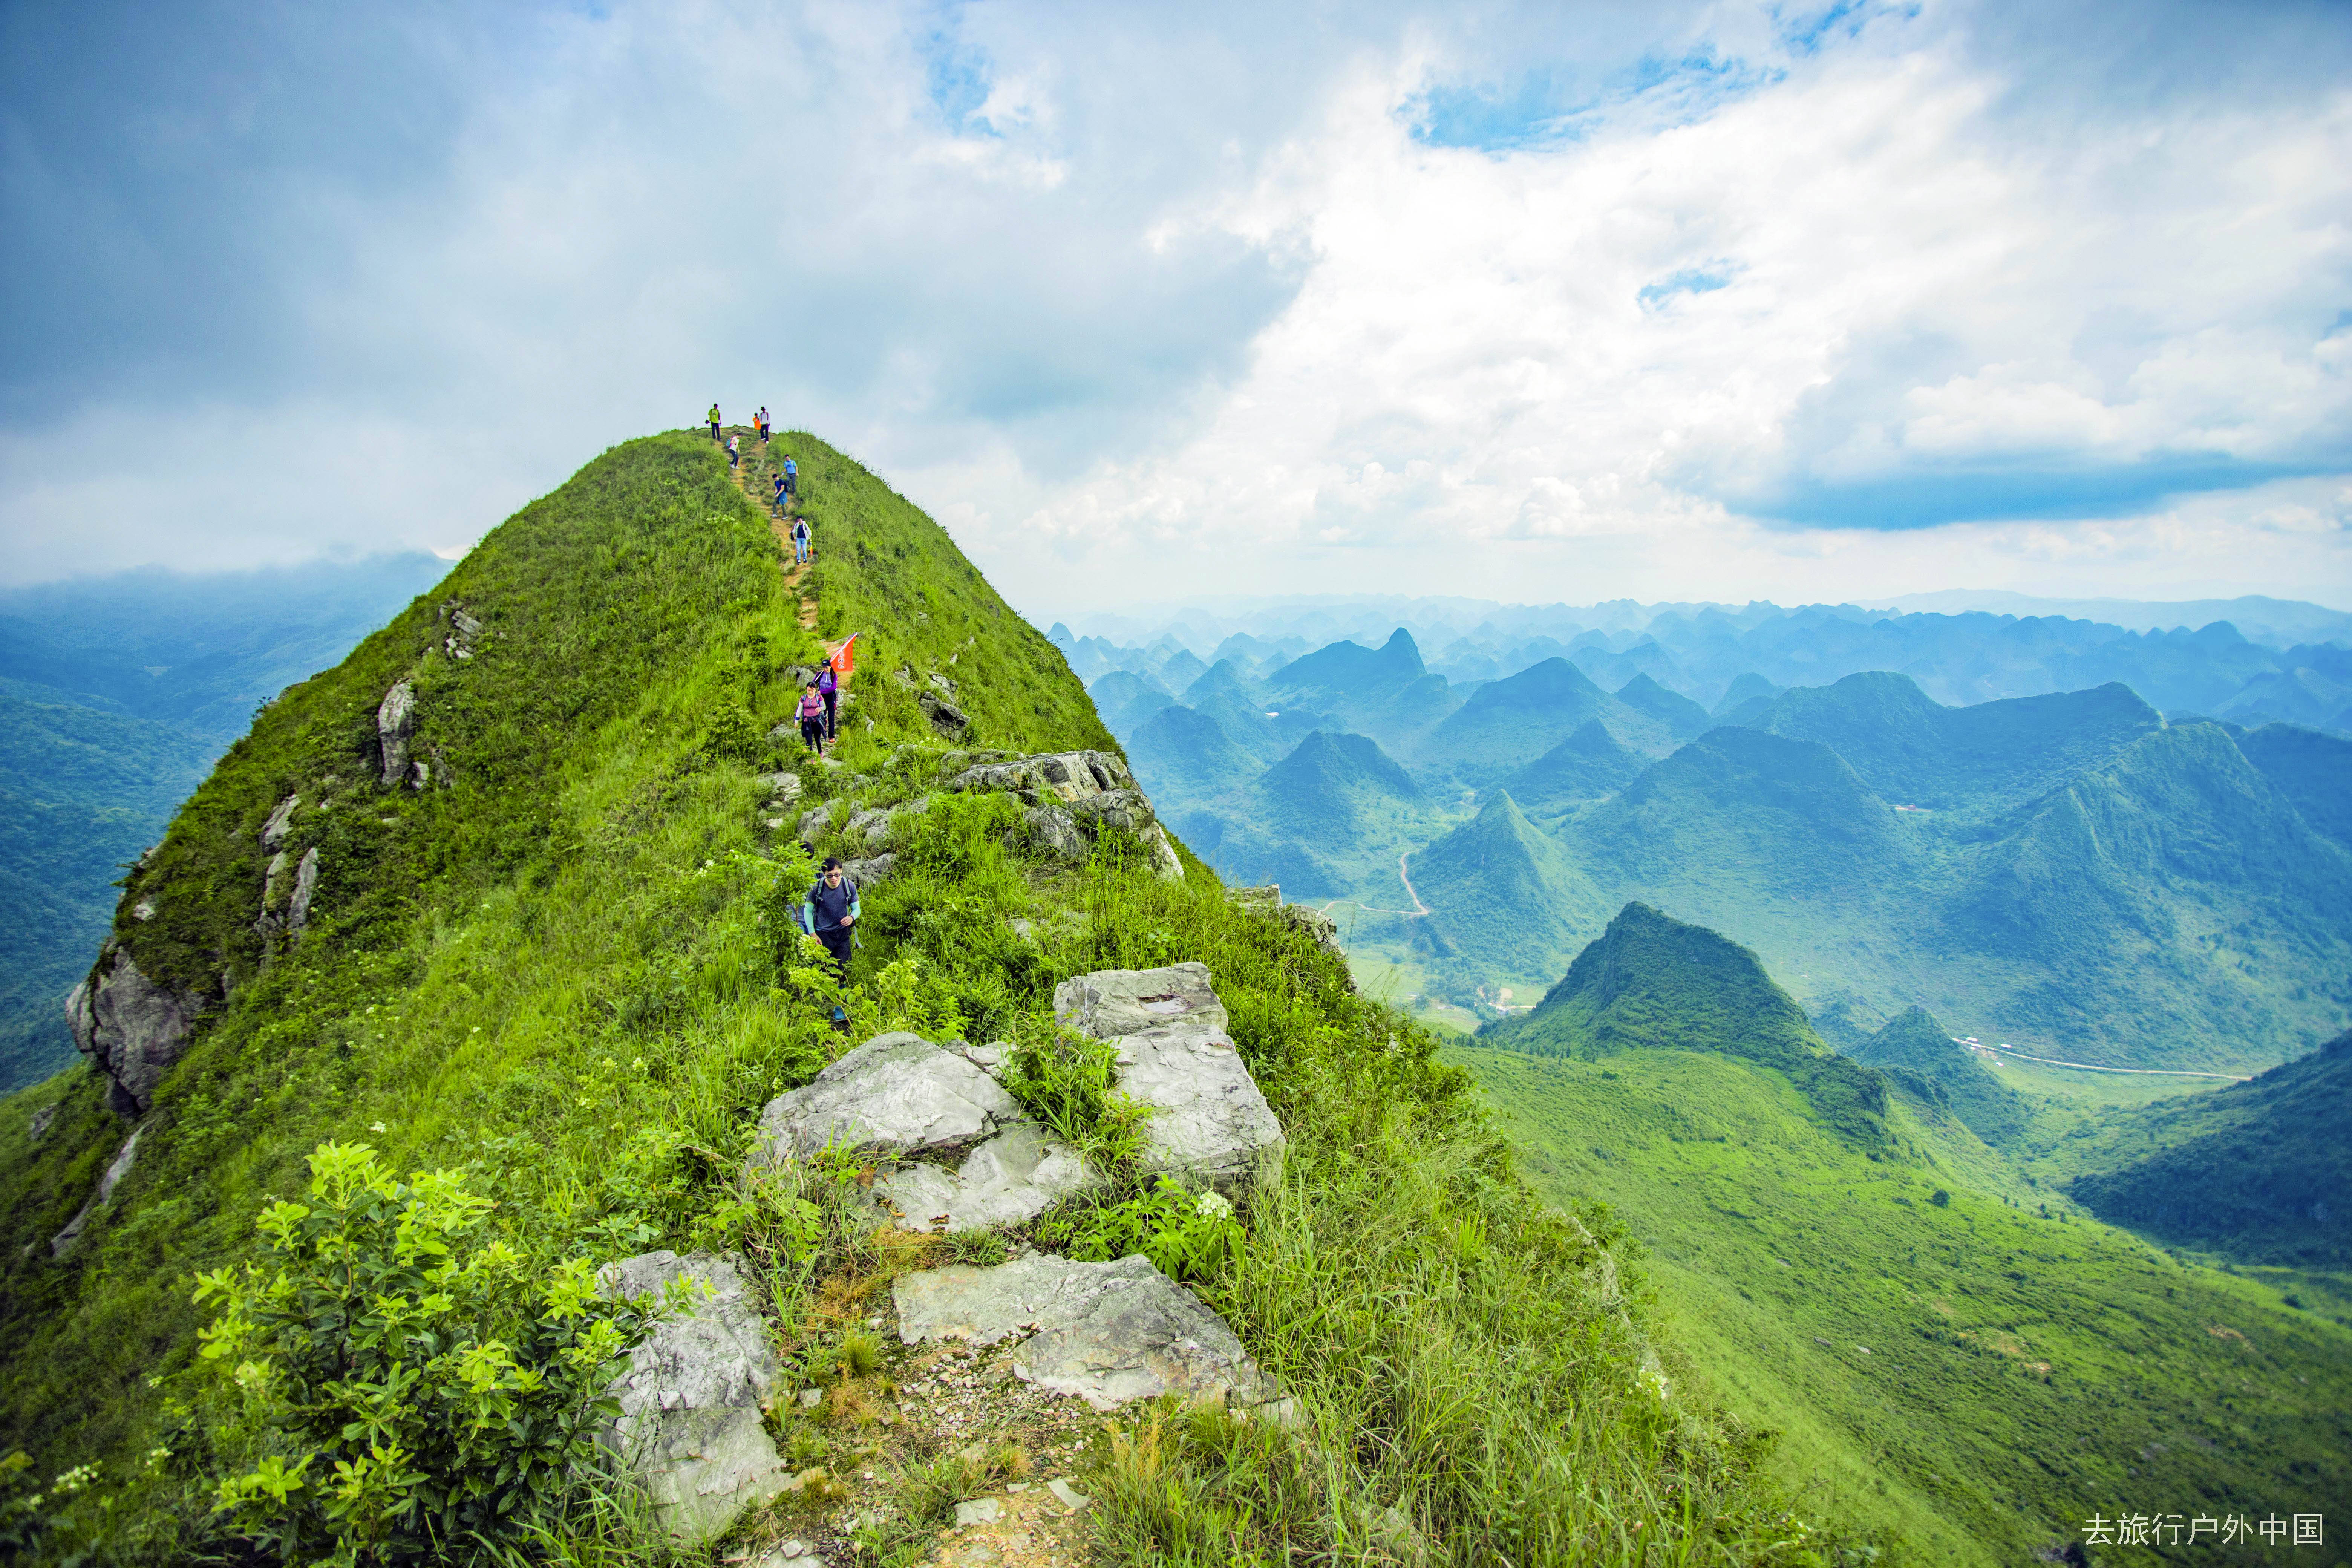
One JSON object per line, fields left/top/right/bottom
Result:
{"left": 801, "top": 857, "right": 858, "bottom": 1015}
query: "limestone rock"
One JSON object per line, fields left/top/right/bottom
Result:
{"left": 948, "top": 749, "right": 1132, "bottom": 803}
{"left": 920, "top": 690, "right": 971, "bottom": 737}
{"left": 949, "top": 750, "right": 1180, "bottom": 878}
{"left": 842, "top": 806, "right": 894, "bottom": 851}
{"left": 748, "top": 1032, "right": 1020, "bottom": 1165}
{"left": 756, "top": 770, "right": 804, "bottom": 807}
{"left": 260, "top": 793, "right": 301, "bottom": 851}
{"left": 28, "top": 1104, "right": 57, "bottom": 1142}
{"left": 1023, "top": 804, "right": 1088, "bottom": 860}
{"left": 795, "top": 802, "right": 834, "bottom": 841}
{"left": 894, "top": 1253, "right": 1267, "bottom": 1414}
{"left": 377, "top": 681, "right": 417, "bottom": 787}
{"left": 289, "top": 847, "right": 321, "bottom": 937}
{"left": 1275, "top": 902, "right": 1347, "bottom": 965}
{"left": 442, "top": 602, "right": 484, "bottom": 660}
{"left": 598, "top": 1251, "right": 789, "bottom": 1542}
{"left": 873, "top": 1122, "right": 1093, "bottom": 1234}
{"left": 1054, "top": 965, "right": 1282, "bottom": 1194}
{"left": 51, "top": 1126, "right": 144, "bottom": 1257}
{"left": 839, "top": 852, "right": 896, "bottom": 890}
{"left": 73, "top": 945, "right": 203, "bottom": 1116}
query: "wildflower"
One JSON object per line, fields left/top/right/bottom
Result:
{"left": 1195, "top": 1190, "right": 1234, "bottom": 1221}
{"left": 368, "top": 1121, "right": 387, "bottom": 1133}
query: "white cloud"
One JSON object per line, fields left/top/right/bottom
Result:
{"left": 2, "top": 0, "right": 2346, "bottom": 614}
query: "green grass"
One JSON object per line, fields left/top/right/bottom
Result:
{"left": 0, "top": 430, "right": 1841, "bottom": 1565}
{"left": 1458, "top": 1043, "right": 2352, "bottom": 1567}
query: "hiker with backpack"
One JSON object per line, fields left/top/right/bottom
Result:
{"left": 707, "top": 404, "right": 721, "bottom": 440}
{"left": 727, "top": 433, "right": 741, "bottom": 470}
{"left": 801, "top": 856, "right": 859, "bottom": 1004}
{"left": 816, "top": 659, "right": 839, "bottom": 738}
{"left": 782, "top": 455, "right": 798, "bottom": 503}
{"left": 796, "top": 680, "right": 827, "bottom": 753}
{"left": 773, "top": 470, "right": 789, "bottom": 514}
{"left": 792, "top": 514, "right": 811, "bottom": 565}
{"left": 757, "top": 406, "right": 771, "bottom": 444}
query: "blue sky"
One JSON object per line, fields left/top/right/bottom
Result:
{"left": 3, "top": 0, "right": 2349, "bottom": 611}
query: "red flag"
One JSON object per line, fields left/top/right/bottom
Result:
{"left": 828, "top": 634, "right": 858, "bottom": 680}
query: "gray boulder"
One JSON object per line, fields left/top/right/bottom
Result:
{"left": 920, "top": 691, "right": 970, "bottom": 737}
{"left": 260, "top": 794, "right": 301, "bottom": 851}
{"left": 598, "top": 1251, "right": 790, "bottom": 1542}
{"left": 288, "top": 847, "right": 321, "bottom": 937}
{"left": 1023, "top": 805, "right": 1088, "bottom": 860}
{"left": 756, "top": 770, "right": 804, "bottom": 807}
{"left": 71, "top": 945, "right": 204, "bottom": 1116}
{"left": 872, "top": 1122, "right": 1092, "bottom": 1234}
{"left": 894, "top": 1253, "right": 1268, "bottom": 1414}
{"left": 1054, "top": 964, "right": 1282, "bottom": 1194}
{"left": 377, "top": 681, "right": 417, "bottom": 787}
{"left": 838, "top": 852, "right": 896, "bottom": 890}
{"left": 748, "top": 1033, "right": 1020, "bottom": 1165}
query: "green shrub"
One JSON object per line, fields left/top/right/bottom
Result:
{"left": 1000, "top": 1024, "right": 1153, "bottom": 1171}
{"left": 192, "top": 1142, "right": 656, "bottom": 1564}
{"left": 1047, "top": 1177, "right": 1243, "bottom": 1283}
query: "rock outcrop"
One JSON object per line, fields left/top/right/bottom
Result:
{"left": 288, "top": 847, "right": 321, "bottom": 937}
{"left": 377, "top": 681, "right": 417, "bottom": 787}
{"left": 873, "top": 1122, "right": 1092, "bottom": 1235}
{"left": 260, "top": 793, "right": 301, "bottom": 851}
{"left": 947, "top": 750, "right": 1184, "bottom": 880}
{"left": 441, "top": 601, "right": 484, "bottom": 660}
{"left": 1054, "top": 963, "right": 1285, "bottom": 1194}
{"left": 69, "top": 945, "right": 204, "bottom": 1116}
{"left": 50, "top": 1127, "right": 144, "bottom": 1257}
{"left": 598, "top": 1251, "right": 791, "bottom": 1542}
{"left": 894, "top": 1252, "right": 1269, "bottom": 1414}
{"left": 747, "top": 1033, "right": 1090, "bottom": 1235}
{"left": 750, "top": 1032, "right": 1022, "bottom": 1161}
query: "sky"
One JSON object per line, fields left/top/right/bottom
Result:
{"left": 4, "top": 0, "right": 2350, "bottom": 618}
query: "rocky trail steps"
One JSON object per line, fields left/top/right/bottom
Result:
{"left": 596, "top": 961, "right": 1292, "bottom": 1566}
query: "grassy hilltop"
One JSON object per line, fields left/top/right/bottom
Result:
{"left": 0, "top": 433, "right": 1835, "bottom": 1565}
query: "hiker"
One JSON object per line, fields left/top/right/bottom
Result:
{"left": 726, "top": 433, "right": 740, "bottom": 469}
{"left": 816, "top": 658, "right": 839, "bottom": 738}
{"left": 801, "top": 856, "right": 859, "bottom": 1004}
{"left": 796, "top": 680, "right": 827, "bottom": 753}
{"left": 782, "top": 455, "right": 798, "bottom": 502}
{"left": 792, "top": 514, "right": 811, "bottom": 566}
{"left": 707, "top": 404, "right": 721, "bottom": 440}
{"left": 757, "top": 406, "right": 770, "bottom": 444}
{"left": 772, "top": 470, "right": 789, "bottom": 514}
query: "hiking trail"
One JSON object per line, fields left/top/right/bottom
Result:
{"left": 721, "top": 427, "right": 819, "bottom": 631}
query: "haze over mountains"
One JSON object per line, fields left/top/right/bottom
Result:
{"left": 1061, "top": 594, "right": 2352, "bottom": 1072}
{"left": 0, "top": 555, "right": 448, "bottom": 1090}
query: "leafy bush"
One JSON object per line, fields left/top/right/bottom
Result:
{"left": 1047, "top": 1177, "right": 1243, "bottom": 1284}
{"left": 193, "top": 1142, "right": 656, "bottom": 1564}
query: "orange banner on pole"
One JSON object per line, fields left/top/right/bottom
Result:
{"left": 828, "top": 634, "right": 858, "bottom": 681}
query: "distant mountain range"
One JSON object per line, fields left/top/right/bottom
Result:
{"left": 1054, "top": 591, "right": 2352, "bottom": 727}
{"left": 0, "top": 554, "right": 447, "bottom": 1090}
{"left": 1073, "top": 614, "right": 2352, "bottom": 1071}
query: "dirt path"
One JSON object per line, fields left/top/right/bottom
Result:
{"left": 1316, "top": 851, "right": 1433, "bottom": 921}
{"left": 1975, "top": 1041, "right": 2249, "bottom": 1082}
{"left": 720, "top": 430, "right": 819, "bottom": 629}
